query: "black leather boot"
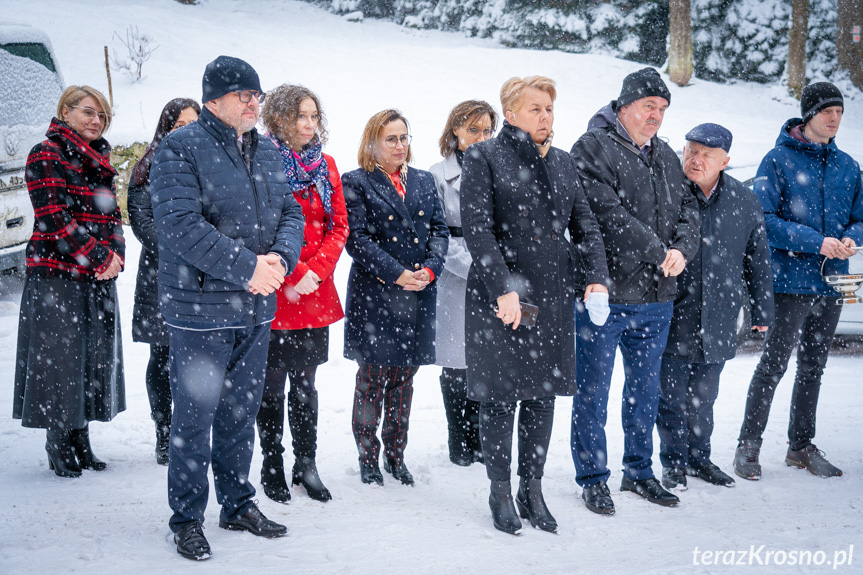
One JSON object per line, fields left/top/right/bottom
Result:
{"left": 292, "top": 456, "right": 332, "bottom": 502}
{"left": 489, "top": 480, "right": 522, "bottom": 535}
{"left": 257, "top": 397, "right": 290, "bottom": 503}
{"left": 155, "top": 422, "right": 170, "bottom": 466}
{"left": 440, "top": 368, "right": 471, "bottom": 466}
{"left": 288, "top": 382, "right": 331, "bottom": 501}
{"left": 46, "top": 429, "right": 82, "bottom": 478}
{"left": 70, "top": 425, "right": 107, "bottom": 470}
{"left": 515, "top": 477, "right": 558, "bottom": 533}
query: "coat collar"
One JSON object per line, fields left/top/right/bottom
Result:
{"left": 441, "top": 152, "right": 461, "bottom": 181}
{"left": 497, "top": 122, "right": 563, "bottom": 222}
{"left": 46, "top": 118, "right": 117, "bottom": 176}
{"left": 198, "top": 106, "right": 260, "bottom": 171}
{"left": 368, "top": 166, "right": 415, "bottom": 228}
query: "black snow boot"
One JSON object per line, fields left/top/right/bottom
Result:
{"left": 155, "top": 422, "right": 170, "bottom": 466}
{"left": 440, "top": 368, "right": 472, "bottom": 466}
{"left": 257, "top": 397, "right": 290, "bottom": 503}
{"left": 489, "top": 480, "right": 522, "bottom": 535}
{"left": 70, "top": 425, "right": 107, "bottom": 470}
{"left": 46, "top": 428, "right": 82, "bottom": 478}
{"left": 515, "top": 477, "right": 558, "bottom": 533}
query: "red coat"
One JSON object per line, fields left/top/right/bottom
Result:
{"left": 272, "top": 153, "right": 348, "bottom": 330}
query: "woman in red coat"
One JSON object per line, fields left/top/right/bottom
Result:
{"left": 257, "top": 85, "right": 349, "bottom": 503}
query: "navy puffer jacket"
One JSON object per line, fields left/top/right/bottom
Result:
{"left": 755, "top": 118, "right": 863, "bottom": 295}
{"left": 150, "top": 107, "right": 304, "bottom": 330}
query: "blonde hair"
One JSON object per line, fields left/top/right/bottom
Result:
{"left": 57, "top": 85, "right": 113, "bottom": 135}
{"left": 438, "top": 100, "right": 498, "bottom": 157}
{"left": 499, "top": 76, "right": 557, "bottom": 114}
{"left": 357, "top": 109, "right": 412, "bottom": 173}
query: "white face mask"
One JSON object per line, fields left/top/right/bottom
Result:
{"left": 585, "top": 292, "right": 610, "bottom": 326}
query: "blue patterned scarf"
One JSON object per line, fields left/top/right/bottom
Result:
{"left": 272, "top": 136, "right": 334, "bottom": 221}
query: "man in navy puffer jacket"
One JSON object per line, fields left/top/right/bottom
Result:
{"left": 151, "top": 56, "right": 304, "bottom": 560}
{"left": 734, "top": 82, "right": 863, "bottom": 481}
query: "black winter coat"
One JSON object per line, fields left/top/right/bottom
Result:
{"left": 150, "top": 107, "right": 304, "bottom": 330}
{"left": 343, "top": 166, "right": 449, "bottom": 366}
{"left": 571, "top": 103, "right": 700, "bottom": 304}
{"left": 461, "top": 122, "right": 610, "bottom": 402}
{"left": 664, "top": 173, "right": 774, "bottom": 363}
{"left": 127, "top": 178, "right": 166, "bottom": 345}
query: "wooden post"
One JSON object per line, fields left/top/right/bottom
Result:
{"left": 786, "top": 0, "right": 809, "bottom": 99}
{"left": 104, "top": 46, "right": 113, "bottom": 108}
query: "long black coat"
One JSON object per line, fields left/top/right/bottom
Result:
{"left": 127, "top": 179, "right": 167, "bottom": 345}
{"left": 664, "top": 173, "right": 774, "bottom": 363}
{"left": 343, "top": 166, "right": 449, "bottom": 366}
{"left": 461, "top": 122, "right": 610, "bottom": 402}
{"left": 571, "top": 103, "right": 700, "bottom": 304}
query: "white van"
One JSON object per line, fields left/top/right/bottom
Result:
{"left": 0, "top": 22, "right": 64, "bottom": 273}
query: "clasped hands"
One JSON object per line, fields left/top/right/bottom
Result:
{"left": 95, "top": 252, "right": 123, "bottom": 281}
{"left": 249, "top": 253, "right": 287, "bottom": 295}
{"left": 396, "top": 269, "right": 430, "bottom": 292}
{"left": 820, "top": 237, "right": 857, "bottom": 260}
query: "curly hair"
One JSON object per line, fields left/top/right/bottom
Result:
{"left": 260, "top": 84, "right": 328, "bottom": 146}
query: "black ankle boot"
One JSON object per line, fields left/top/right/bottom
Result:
{"left": 155, "top": 423, "right": 170, "bottom": 466}
{"left": 46, "top": 429, "right": 82, "bottom": 478}
{"left": 261, "top": 455, "right": 291, "bottom": 503}
{"left": 70, "top": 425, "right": 107, "bottom": 471}
{"left": 292, "top": 456, "right": 332, "bottom": 502}
{"left": 515, "top": 477, "right": 558, "bottom": 533}
{"left": 489, "top": 480, "right": 522, "bottom": 535}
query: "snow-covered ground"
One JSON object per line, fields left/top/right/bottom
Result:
{"left": 1, "top": 0, "right": 861, "bottom": 573}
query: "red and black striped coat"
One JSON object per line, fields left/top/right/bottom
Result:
{"left": 24, "top": 118, "right": 125, "bottom": 281}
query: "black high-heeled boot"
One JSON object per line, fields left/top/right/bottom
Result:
{"left": 70, "top": 425, "right": 107, "bottom": 471}
{"left": 489, "top": 480, "right": 522, "bottom": 535}
{"left": 257, "top": 397, "right": 290, "bottom": 503}
{"left": 515, "top": 477, "right": 558, "bottom": 533}
{"left": 292, "top": 457, "right": 332, "bottom": 502}
{"left": 46, "top": 429, "right": 82, "bottom": 478}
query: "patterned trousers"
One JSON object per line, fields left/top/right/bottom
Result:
{"left": 352, "top": 364, "right": 419, "bottom": 465}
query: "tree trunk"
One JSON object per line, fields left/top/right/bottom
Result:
{"left": 668, "top": 0, "right": 693, "bottom": 86}
{"left": 786, "top": 0, "right": 809, "bottom": 98}
{"left": 837, "top": 0, "right": 863, "bottom": 89}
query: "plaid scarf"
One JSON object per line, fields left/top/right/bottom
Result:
{"left": 272, "top": 136, "right": 334, "bottom": 220}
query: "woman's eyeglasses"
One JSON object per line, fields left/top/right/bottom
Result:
{"left": 70, "top": 106, "right": 108, "bottom": 123}
{"left": 384, "top": 134, "right": 412, "bottom": 148}
{"left": 467, "top": 127, "right": 494, "bottom": 137}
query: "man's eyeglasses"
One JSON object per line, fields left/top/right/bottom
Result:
{"left": 468, "top": 127, "right": 494, "bottom": 137}
{"left": 70, "top": 106, "right": 108, "bottom": 123}
{"left": 384, "top": 134, "right": 412, "bottom": 148}
{"left": 236, "top": 90, "right": 266, "bottom": 104}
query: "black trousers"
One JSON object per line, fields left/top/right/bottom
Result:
{"left": 352, "top": 364, "right": 419, "bottom": 465}
{"left": 145, "top": 344, "right": 172, "bottom": 428}
{"left": 657, "top": 357, "right": 726, "bottom": 468}
{"left": 738, "top": 293, "right": 842, "bottom": 451}
{"left": 480, "top": 396, "right": 555, "bottom": 482}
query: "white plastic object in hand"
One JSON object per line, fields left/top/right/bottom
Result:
{"left": 585, "top": 292, "right": 610, "bottom": 326}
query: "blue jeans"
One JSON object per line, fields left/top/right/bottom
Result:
{"left": 656, "top": 357, "right": 726, "bottom": 468}
{"left": 167, "top": 323, "right": 270, "bottom": 532}
{"left": 571, "top": 301, "right": 673, "bottom": 487}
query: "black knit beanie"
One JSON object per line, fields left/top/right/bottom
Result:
{"left": 202, "top": 56, "right": 262, "bottom": 103}
{"left": 800, "top": 82, "right": 843, "bottom": 125}
{"left": 617, "top": 67, "right": 671, "bottom": 108}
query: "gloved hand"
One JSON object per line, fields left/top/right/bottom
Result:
{"left": 585, "top": 292, "right": 610, "bottom": 326}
